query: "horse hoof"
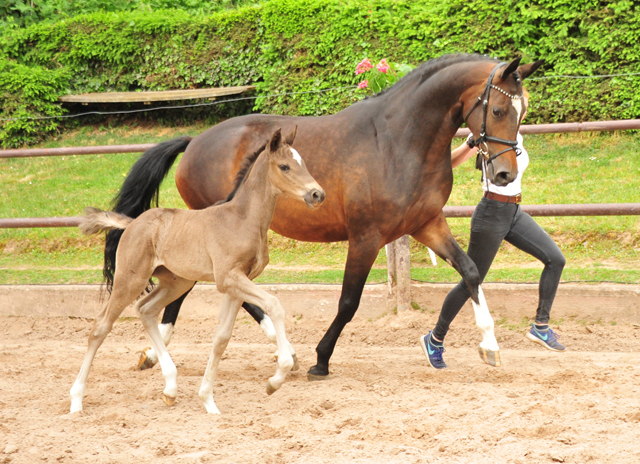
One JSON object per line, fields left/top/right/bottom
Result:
{"left": 478, "top": 345, "right": 501, "bottom": 367}
{"left": 137, "top": 347, "right": 156, "bottom": 370}
{"left": 307, "top": 365, "right": 330, "bottom": 381}
{"left": 266, "top": 381, "right": 277, "bottom": 396}
{"left": 291, "top": 354, "right": 300, "bottom": 372}
{"left": 162, "top": 394, "right": 177, "bottom": 407}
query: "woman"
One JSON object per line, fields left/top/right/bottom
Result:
{"left": 420, "top": 92, "right": 566, "bottom": 369}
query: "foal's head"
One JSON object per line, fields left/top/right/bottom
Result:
{"left": 462, "top": 58, "right": 544, "bottom": 186}
{"left": 267, "top": 127, "right": 325, "bottom": 208}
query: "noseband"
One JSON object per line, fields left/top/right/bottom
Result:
{"left": 463, "top": 62, "right": 523, "bottom": 166}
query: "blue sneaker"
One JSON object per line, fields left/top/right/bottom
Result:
{"left": 525, "top": 324, "right": 566, "bottom": 352}
{"left": 420, "top": 332, "right": 447, "bottom": 369}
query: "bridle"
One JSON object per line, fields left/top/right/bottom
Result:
{"left": 463, "top": 62, "right": 524, "bottom": 166}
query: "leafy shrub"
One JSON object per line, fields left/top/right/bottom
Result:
{"left": 1, "top": 0, "right": 639, "bottom": 146}
{"left": 0, "top": 57, "right": 70, "bottom": 146}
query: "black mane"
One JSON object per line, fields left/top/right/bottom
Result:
{"left": 216, "top": 142, "right": 267, "bottom": 205}
{"left": 371, "top": 53, "right": 497, "bottom": 98}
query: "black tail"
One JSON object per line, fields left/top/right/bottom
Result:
{"left": 103, "top": 136, "right": 192, "bottom": 292}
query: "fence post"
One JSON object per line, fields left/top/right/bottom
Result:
{"left": 386, "top": 235, "right": 411, "bottom": 312}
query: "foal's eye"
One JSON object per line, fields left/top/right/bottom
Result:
{"left": 278, "top": 164, "right": 290, "bottom": 172}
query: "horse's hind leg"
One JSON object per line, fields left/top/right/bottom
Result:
{"left": 412, "top": 213, "right": 500, "bottom": 366}
{"left": 70, "top": 274, "right": 150, "bottom": 413}
{"left": 138, "top": 284, "right": 195, "bottom": 370}
{"left": 243, "top": 302, "right": 299, "bottom": 371}
{"left": 135, "top": 275, "right": 196, "bottom": 406}
{"left": 199, "top": 294, "right": 242, "bottom": 414}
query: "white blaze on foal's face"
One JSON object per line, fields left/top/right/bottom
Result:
{"left": 290, "top": 148, "right": 302, "bottom": 166}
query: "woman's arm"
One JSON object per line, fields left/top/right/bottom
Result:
{"left": 451, "top": 139, "right": 478, "bottom": 168}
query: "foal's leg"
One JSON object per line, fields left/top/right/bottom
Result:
{"left": 412, "top": 213, "right": 500, "bottom": 366}
{"left": 243, "top": 302, "right": 299, "bottom": 371}
{"left": 224, "top": 271, "right": 294, "bottom": 394}
{"left": 199, "top": 294, "right": 242, "bottom": 414}
{"left": 135, "top": 276, "right": 196, "bottom": 406}
{"left": 70, "top": 274, "right": 149, "bottom": 413}
{"left": 138, "top": 284, "right": 195, "bottom": 370}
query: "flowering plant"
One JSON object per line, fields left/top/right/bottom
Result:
{"left": 355, "top": 58, "right": 415, "bottom": 94}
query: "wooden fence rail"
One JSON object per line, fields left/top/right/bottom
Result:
{"left": 2, "top": 118, "right": 640, "bottom": 310}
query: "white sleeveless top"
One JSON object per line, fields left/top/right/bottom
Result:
{"left": 475, "top": 132, "right": 528, "bottom": 196}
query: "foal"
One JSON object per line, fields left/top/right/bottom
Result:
{"left": 70, "top": 128, "right": 325, "bottom": 414}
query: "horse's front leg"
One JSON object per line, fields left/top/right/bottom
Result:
{"left": 307, "top": 237, "right": 382, "bottom": 380}
{"left": 198, "top": 294, "right": 242, "bottom": 414}
{"left": 242, "top": 302, "right": 299, "bottom": 371}
{"left": 225, "top": 271, "right": 294, "bottom": 395}
{"left": 412, "top": 213, "right": 500, "bottom": 366}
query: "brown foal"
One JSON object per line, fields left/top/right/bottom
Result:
{"left": 69, "top": 128, "right": 325, "bottom": 414}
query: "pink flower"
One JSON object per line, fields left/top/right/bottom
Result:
{"left": 376, "top": 58, "right": 390, "bottom": 74}
{"left": 355, "top": 58, "right": 373, "bottom": 75}
{"left": 357, "top": 80, "right": 369, "bottom": 89}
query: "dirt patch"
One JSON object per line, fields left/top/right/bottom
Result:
{"left": 1, "top": 298, "right": 640, "bottom": 463}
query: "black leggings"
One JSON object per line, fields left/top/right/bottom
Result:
{"left": 433, "top": 197, "right": 566, "bottom": 341}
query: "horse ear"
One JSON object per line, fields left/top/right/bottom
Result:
{"left": 269, "top": 128, "right": 283, "bottom": 153}
{"left": 499, "top": 58, "right": 522, "bottom": 80}
{"left": 518, "top": 59, "right": 545, "bottom": 80}
{"left": 285, "top": 125, "right": 298, "bottom": 145}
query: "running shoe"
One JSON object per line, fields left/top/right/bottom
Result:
{"left": 420, "top": 332, "right": 447, "bottom": 369}
{"left": 525, "top": 324, "right": 566, "bottom": 352}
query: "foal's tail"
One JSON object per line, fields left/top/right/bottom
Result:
{"left": 80, "top": 207, "right": 133, "bottom": 235}
{"left": 103, "top": 136, "right": 192, "bottom": 292}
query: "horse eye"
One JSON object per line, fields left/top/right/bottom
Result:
{"left": 492, "top": 108, "right": 503, "bottom": 118}
{"left": 279, "top": 164, "right": 290, "bottom": 172}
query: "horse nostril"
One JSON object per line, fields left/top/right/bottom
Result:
{"left": 306, "top": 189, "right": 325, "bottom": 205}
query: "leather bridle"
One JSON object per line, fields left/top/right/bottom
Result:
{"left": 463, "top": 62, "right": 523, "bottom": 166}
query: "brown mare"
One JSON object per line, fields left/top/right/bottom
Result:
{"left": 104, "top": 54, "right": 544, "bottom": 380}
{"left": 70, "top": 128, "right": 325, "bottom": 414}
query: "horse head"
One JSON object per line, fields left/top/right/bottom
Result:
{"left": 267, "top": 127, "right": 326, "bottom": 208}
{"left": 463, "top": 58, "right": 544, "bottom": 186}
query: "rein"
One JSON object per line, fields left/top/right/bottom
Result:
{"left": 463, "top": 62, "right": 523, "bottom": 167}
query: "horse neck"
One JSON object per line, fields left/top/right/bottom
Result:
{"left": 380, "top": 62, "right": 484, "bottom": 152}
{"left": 228, "top": 153, "right": 278, "bottom": 233}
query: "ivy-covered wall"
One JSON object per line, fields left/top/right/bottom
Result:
{"left": 2, "top": 0, "right": 639, "bottom": 147}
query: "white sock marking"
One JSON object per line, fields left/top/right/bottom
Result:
{"left": 427, "top": 248, "right": 437, "bottom": 266}
{"left": 290, "top": 148, "right": 302, "bottom": 165}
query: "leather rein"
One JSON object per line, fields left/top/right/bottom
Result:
{"left": 463, "top": 62, "right": 524, "bottom": 166}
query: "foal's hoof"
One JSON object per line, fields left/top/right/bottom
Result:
{"left": 137, "top": 347, "right": 156, "bottom": 370}
{"left": 478, "top": 345, "right": 501, "bottom": 367}
{"left": 291, "top": 354, "right": 300, "bottom": 372}
{"left": 306, "top": 365, "right": 330, "bottom": 381}
{"left": 266, "top": 380, "right": 277, "bottom": 396}
{"left": 162, "top": 393, "right": 177, "bottom": 407}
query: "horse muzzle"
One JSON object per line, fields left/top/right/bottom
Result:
{"left": 487, "top": 163, "right": 517, "bottom": 187}
{"left": 304, "top": 188, "right": 326, "bottom": 209}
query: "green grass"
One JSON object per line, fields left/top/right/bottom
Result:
{"left": 1, "top": 124, "right": 639, "bottom": 285}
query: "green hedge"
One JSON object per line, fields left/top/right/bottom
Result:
{"left": 2, "top": 0, "right": 640, "bottom": 147}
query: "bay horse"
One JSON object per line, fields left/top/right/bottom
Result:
{"left": 70, "top": 128, "right": 325, "bottom": 414}
{"left": 105, "top": 54, "right": 544, "bottom": 380}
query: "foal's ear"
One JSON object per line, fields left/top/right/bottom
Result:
{"left": 499, "top": 57, "right": 522, "bottom": 80}
{"left": 285, "top": 125, "right": 297, "bottom": 146}
{"left": 269, "top": 128, "right": 283, "bottom": 153}
{"left": 518, "top": 59, "right": 545, "bottom": 80}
